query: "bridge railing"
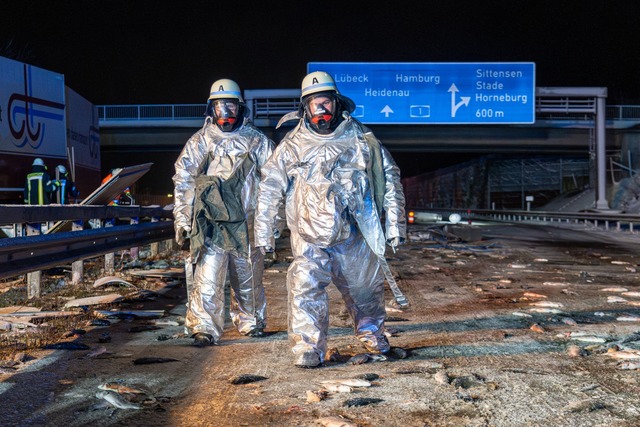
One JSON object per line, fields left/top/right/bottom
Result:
{"left": 606, "top": 105, "right": 640, "bottom": 120}
{"left": 97, "top": 102, "right": 640, "bottom": 124}
{"left": 97, "top": 104, "right": 206, "bottom": 121}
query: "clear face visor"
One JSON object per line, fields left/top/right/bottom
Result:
{"left": 212, "top": 99, "right": 240, "bottom": 130}
{"left": 304, "top": 94, "right": 335, "bottom": 130}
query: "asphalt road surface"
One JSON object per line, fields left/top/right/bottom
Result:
{"left": 2, "top": 221, "right": 640, "bottom": 427}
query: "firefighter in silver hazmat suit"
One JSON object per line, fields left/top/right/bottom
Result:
{"left": 173, "top": 79, "right": 275, "bottom": 346}
{"left": 254, "top": 71, "right": 406, "bottom": 367}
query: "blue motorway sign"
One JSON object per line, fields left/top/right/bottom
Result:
{"left": 307, "top": 62, "right": 536, "bottom": 124}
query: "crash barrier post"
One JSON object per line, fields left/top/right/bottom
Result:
{"left": 104, "top": 219, "right": 115, "bottom": 274}
{"left": 129, "top": 216, "right": 139, "bottom": 260}
{"left": 26, "top": 223, "right": 42, "bottom": 299}
{"left": 71, "top": 219, "right": 85, "bottom": 285}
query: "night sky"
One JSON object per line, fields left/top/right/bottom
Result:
{"left": 2, "top": 0, "right": 640, "bottom": 105}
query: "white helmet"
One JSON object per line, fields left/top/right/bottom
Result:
{"left": 301, "top": 71, "right": 339, "bottom": 99}
{"left": 56, "top": 165, "right": 67, "bottom": 174}
{"left": 301, "top": 71, "right": 356, "bottom": 113}
{"left": 208, "top": 79, "right": 244, "bottom": 103}
{"left": 32, "top": 158, "right": 44, "bottom": 167}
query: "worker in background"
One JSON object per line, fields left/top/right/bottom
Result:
{"left": 24, "top": 158, "right": 58, "bottom": 205}
{"left": 254, "top": 71, "right": 407, "bottom": 368}
{"left": 173, "top": 78, "right": 275, "bottom": 347}
{"left": 101, "top": 169, "right": 134, "bottom": 206}
{"left": 108, "top": 187, "right": 133, "bottom": 206}
{"left": 53, "top": 165, "right": 80, "bottom": 204}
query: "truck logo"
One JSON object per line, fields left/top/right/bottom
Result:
{"left": 8, "top": 64, "right": 64, "bottom": 149}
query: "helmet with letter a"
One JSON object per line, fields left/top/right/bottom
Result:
{"left": 207, "top": 78, "right": 247, "bottom": 132}
{"left": 32, "top": 158, "right": 45, "bottom": 167}
{"left": 300, "top": 71, "right": 355, "bottom": 133}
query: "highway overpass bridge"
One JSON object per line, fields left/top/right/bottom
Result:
{"left": 97, "top": 88, "right": 640, "bottom": 207}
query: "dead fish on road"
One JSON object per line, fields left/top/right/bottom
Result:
{"left": 95, "top": 390, "right": 141, "bottom": 410}
{"left": 347, "top": 353, "right": 387, "bottom": 365}
{"left": 560, "top": 317, "right": 578, "bottom": 326}
{"left": 621, "top": 291, "right": 640, "bottom": 298}
{"left": 356, "top": 373, "right": 380, "bottom": 381}
{"left": 542, "top": 282, "right": 570, "bottom": 287}
{"left": 62, "top": 328, "right": 86, "bottom": 338}
{"left": 385, "top": 316, "right": 409, "bottom": 322}
{"left": 322, "top": 383, "right": 353, "bottom": 393}
{"left": 133, "top": 357, "right": 180, "bottom": 365}
{"left": 387, "top": 346, "right": 409, "bottom": 359}
{"left": 43, "top": 342, "right": 91, "bottom": 350}
{"left": 529, "top": 308, "right": 563, "bottom": 314}
{"left": 618, "top": 361, "right": 640, "bottom": 370}
{"left": 343, "top": 397, "right": 384, "bottom": 407}
{"left": 128, "top": 325, "right": 162, "bottom": 333}
{"left": 573, "top": 336, "right": 607, "bottom": 343}
{"left": 563, "top": 398, "right": 607, "bottom": 413}
{"left": 151, "top": 319, "right": 180, "bottom": 326}
{"left": 529, "top": 301, "right": 563, "bottom": 308}
{"left": 617, "top": 315, "right": 640, "bottom": 321}
{"left": 509, "top": 264, "right": 528, "bottom": 269}
{"left": 99, "top": 382, "right": 146, "bottom": 395}
{"left": 320, "top": 378, "right": 371, "bottom": 388}
{"left": 600, "top": 287, "right": 628, "bottom": 292}
{"left": 523, "top": 292, "right": 547, "bottom": 299}
{"left": 621, "top": 333, "right": 640, "bottom": 343}
{"left": 347, "top": 353, "right": 370, "bottom": 365}
{"left": 229, "top": 374, "right": 268, "bottom": 384}
{"left": 84, "top": 346, "right": 110, "bottom": 358}
{"left": 317, "top": 416, "right": 358, "bottom": 427}
{"left": 87, "top": 318, "right": 112, "bottom": 327}
{"left": 512, "top": 311, "right": 533, "bottom": 318}
{"left": 607, "top": 350, "right": 640, "bottom": 360}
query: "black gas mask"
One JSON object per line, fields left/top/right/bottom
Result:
{"left": 304, "top": 93, "right": 337, "bottom": 133}
{"left": 211, "top": 99, "right": 240, "bottom": 132}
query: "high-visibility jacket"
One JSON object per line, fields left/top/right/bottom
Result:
{"left": 24, "top": 165, "right": 57, "bottom": 205}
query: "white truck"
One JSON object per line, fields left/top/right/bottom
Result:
{"left": 0, "top": 55, "right": 101, "bottom": 203}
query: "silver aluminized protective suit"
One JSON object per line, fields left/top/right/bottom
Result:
{"left": 173, "top": 116, "right": 274, "bottom": 340}
{"left": 254, "top": 114, "right": 406, "bottom": 364}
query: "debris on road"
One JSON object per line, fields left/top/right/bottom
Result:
{"left": 64, "top": 293, "right": 124, "bottom": 308}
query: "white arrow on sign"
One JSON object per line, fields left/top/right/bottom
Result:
{"left": 380, "top": 105, "right": 394, "bottom": 117}
{"left": 448, "top": 83, "right": 470, "bottom": 118}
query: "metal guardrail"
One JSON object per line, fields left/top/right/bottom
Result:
{"left": 0, "top": 205, "right": 171, "bottom": 226}
{"left": 0, "top": 205, "right": 175, "bottom": 281}
{"left": 0, "top": 222, "right": 173, "bottom": 279}
{"left": 408, "top": 207, "right": 640, "bottom": 232}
